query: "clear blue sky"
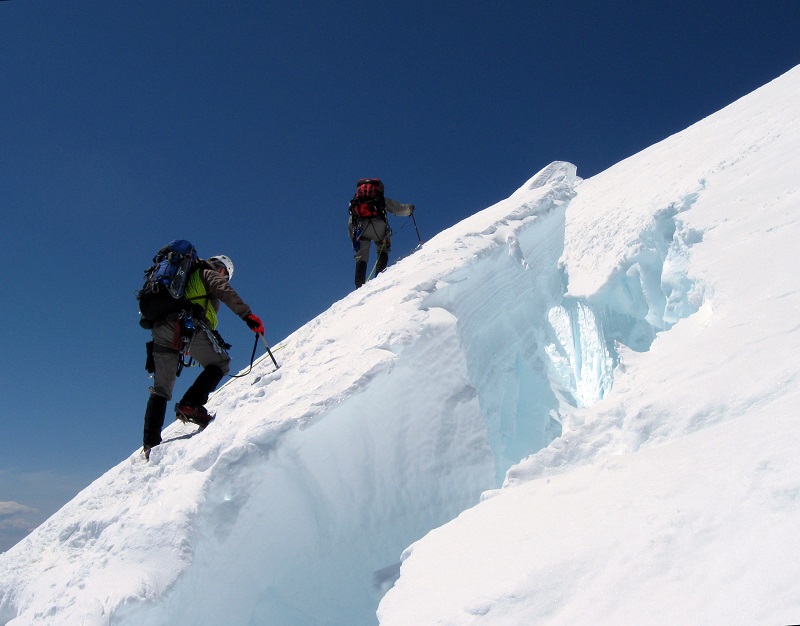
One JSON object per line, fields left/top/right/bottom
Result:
{"left": 1, "top": 0, "right": 798, "bottom": 550}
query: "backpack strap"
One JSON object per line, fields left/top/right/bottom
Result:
{"left": 182, "top": 262, "right": 214, "bottom": 321}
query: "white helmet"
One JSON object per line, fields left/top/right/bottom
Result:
{"left": 208, "top": 255, "right": 234, "bottom": 280}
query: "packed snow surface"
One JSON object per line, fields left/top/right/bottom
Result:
{"left": 1, "top": 64, "right": 799, "bottom": 625}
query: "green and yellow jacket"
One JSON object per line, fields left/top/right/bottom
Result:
{"left": 184, "top": 262, "right": 252, "bottom": 329}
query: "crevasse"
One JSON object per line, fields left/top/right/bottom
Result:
{"left": 433, "top": 182, "right": 706, "bottom": 485}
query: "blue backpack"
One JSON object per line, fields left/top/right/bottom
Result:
{"left": 137, "top": 240, "right": 199, "bottom": 326}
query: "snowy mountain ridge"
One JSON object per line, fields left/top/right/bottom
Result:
{"left": 2, "top": 64, "right": 800, "bottom": 625}
{"left": 0, "top": 159, "right": 583, "bottom": 625}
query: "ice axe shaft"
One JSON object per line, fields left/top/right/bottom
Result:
{"left": 259, "top": 334, "right": 280, "bottom": 369}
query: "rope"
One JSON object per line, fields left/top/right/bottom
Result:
{"left": 366, "top": 240, "right": 388, "bottom": 283}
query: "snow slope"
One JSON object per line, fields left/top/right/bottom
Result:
{"left": 1, "top": 64, "right": 799, "bottom": 625}
{"left": 379, "top": 65, "right": 800, "bottom": 625}
{"left": 0, "top": 159, "right": 577, "bottom": 624}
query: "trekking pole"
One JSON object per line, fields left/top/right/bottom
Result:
{"left": 411, "top": 212, "right": 423, "bottom": 246}
{"left": 259, "top": 333, "right": 280, "bottom": 370}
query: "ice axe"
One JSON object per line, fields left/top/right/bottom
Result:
{"left": 259, "top": 333, "right": 281, "bottom": 370}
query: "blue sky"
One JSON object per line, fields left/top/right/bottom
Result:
{"left": 1, "top": 0, "right": 798, "bottom": 551}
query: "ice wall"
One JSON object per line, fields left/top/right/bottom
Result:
{"left": 111, "top": 307, "right": 500, "bottom": 625}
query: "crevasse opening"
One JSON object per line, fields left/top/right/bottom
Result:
{"left": 437, "top": 191, "right": 706, "bottom": 485}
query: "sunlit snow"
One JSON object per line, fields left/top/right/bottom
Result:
{"left": 2, "top": 64, "right": 799, "bottom": 626}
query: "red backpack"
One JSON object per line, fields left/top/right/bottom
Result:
{"left": 349, "top": 178, "right": 386, "bottom": 218}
